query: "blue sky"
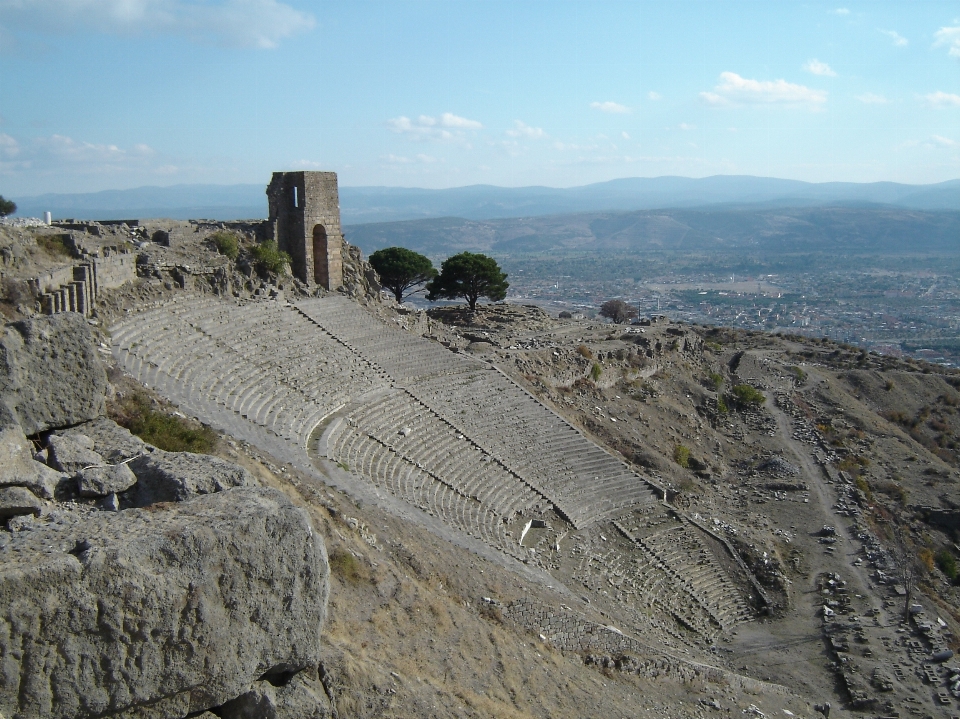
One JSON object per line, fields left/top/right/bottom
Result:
{"left": 1, "top": 0, "right": 958, "bottom": 194}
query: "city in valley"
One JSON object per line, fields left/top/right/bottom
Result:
{"left": 501, "top": 256, "right": 960, "bottom": 367}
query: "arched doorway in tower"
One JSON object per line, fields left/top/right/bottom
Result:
{"left": 312, "top": 224, "right": 328, "bottom": 286}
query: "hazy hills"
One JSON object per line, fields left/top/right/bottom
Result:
{"left": 344, "top": 206, "right": 960, "bottom": 257}
{"left": 11, "top": 175, "right": 960, "bottom": 224}
{"left": 339, "top": 176, "right": 960, "bottom": 223}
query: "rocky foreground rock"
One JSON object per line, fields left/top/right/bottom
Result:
{"left": 0, "top": 314, "right": 106, "bottom": 435}
{"left": 0, "top": 487, "right": 329, "bottom": 719}
{"left": 0, "top": 313, "right": 331, "bottom": 718}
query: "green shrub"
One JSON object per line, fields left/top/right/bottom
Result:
{"left": 673, "top": 444, "right": 690, "bottom": 469}
{"left": 838, "top": 455, "right": 869, "bottom": 475}
{"left": 707, "top": 372, "right": 724, "bottom": 391}
{"left": 716, "top": 396, "right": 728, "bottom": 414}
{"left": 250, "top": 240, "right": 291, "bottom": 274}
{"left": 590, "top": 362, "right": 602, "bottom": 381}
{"left": 36, "top": 234, "right": 73, "bottom": 258}
{"left": 871, "top": 479, "right": 906, "bottom": 504}
{"left": 210, "top": 230, "right": 240, "bottom": 259}
{"left": 329, "top": 548, "right": 365, "bottom": 583}
{"left": 882, "top": 410, "right": 910, "bottom": 425}
{"left": 110, "top": 392, "right": 217, "bottom": 453}
{"left": 936, "top": 549, "right": 958, "bottom": 581}
{"left": 731, "top": 384, "right": 766, "bottom": 406}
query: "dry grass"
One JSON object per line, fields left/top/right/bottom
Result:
{"left": 109, "top": 391, "right": 217, "bottom": 453}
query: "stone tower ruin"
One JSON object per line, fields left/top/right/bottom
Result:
{"left": 266, "top": 171, "right": 343, "bottom": 289}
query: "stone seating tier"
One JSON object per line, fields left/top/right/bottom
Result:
{"left": 638, "top": 526, "right": 751, "bottom": 629}
{"left": 293, "top": 297, "right": 660, "bottom": 528}
{"left": 335, "top": 401, "right": 539, "bottom": 520}
{"left": 575, "top": 547, "right": 720, "bottom": 639}
{"left": 112, "top": 297, "right": 749, "bottom": 631}
{"left": 329, "top": 423, "right": 524, "bottom": 559}
{"left": 112, "top": 300, "right": 390, "bottom": 447}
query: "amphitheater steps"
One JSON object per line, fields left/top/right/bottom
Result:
{"left": 294, "top": 296, "right": 661, "bottom": 528}
{"left": 112, "top": 295, "right": 748, "bottom": 628}
{"left": 637, "top": 526, "right": 752, "bottom": 632}
{"left": 111, "top": 298, "right": 390, "bottom": 449}
{"left": 337, "top": 388, "right": 541, "bottom": 520}
{"left": 329, "top": 427, "right": 523, "bottom": 559}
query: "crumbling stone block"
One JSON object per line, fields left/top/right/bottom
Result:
{"left": 47, "top": 434, "right": 104, "bottom": 474}
{"left": 76, "top": 463, "right": 137, "bottom": 498}
{"left": 125, "top": 450, "right": 256, "bottom": 506}
{"left": 0, "top": 485, "right": 43, "bottom": 519}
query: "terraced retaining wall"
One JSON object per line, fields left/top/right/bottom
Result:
{"left": 34, "top": 253, "right": 136, "bottom": 316}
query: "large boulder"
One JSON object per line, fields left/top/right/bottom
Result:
{"left": 0, "top": 313, "right": 107, "bottom": 435}
{"left": 0, "top": 485, "right": 43, "bottom": 519}
{"left": 217, "top": 672, "right": 331, "bottom": 719}
{"left": 0, "top": 487, "right": 329, "bottom": 719}
{"left": 58, "top": 417, "right": 148, "bottom": 464}
{"left": 76, "top": 463, "right": 137, "bottom": 498}
{"left": 124, "top": 450, "right": 256, "bottom": 507}
{"left": 0, "top": 421, "right": 68, "bottom": 499}
{"left": 47, "top": 434, "right": 105, "bottom": 474}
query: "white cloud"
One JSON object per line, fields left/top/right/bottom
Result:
{"left": 590, "top": 101, "right": 631, "bottom": 114}
{"left": 678, "top": 123, "right": 696, "bottom": 130}
{"left": 699, "top": 72, "right": 827, "bottom": 108}
{"left": 934, "top": 26, "right": 960, "bottom": 58}
{"left": 439, "top": 112, "right": 482, "bottom": 129}
{"left": 0, "top": 133, "right": 19, "bottom": 159}
{"left": 0, "top": 0, "right": 314, "bottom": 49}
{"left": 803, "top": 59, "right": 836, "bottom": 77}
{"left": 856, "top": 92, "right": 888, "bottom": 104}
{"left": 880, "top": 29, "right": 908, "bottom": 47}
{"left": 552, "top": 141, "right": 600, "bottom": 152}
{"left": 386, "top": 113, "right": 482, "bottom": 143}
{"left": 386, "top": 116, "right": 450, "bottom": 141}
{"left": 924, "top": 91, "right": 960, "bottom": 107}
{"left": 931, "top": 135, "right": 957, "bottom": 147}
{"left": 36, "top": 134, "right": 155, "bottom": 163}
{"left": 647, "top": 91, "right": 662, "bottom": 101}
{"left": 505, "top": 120, "right": 545, "bottom": 139}
{"left": 0, "top": 133, "right": 168, "bottom": 179}
{"left": 830, "top": 8, "right": 850, "bottom": 15}
{"left": 621, "top": 131, "right": 630, "bottom": 140}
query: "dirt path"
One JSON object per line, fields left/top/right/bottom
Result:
{"left": 715, "top": 379, "right": 883, "bottom": 713}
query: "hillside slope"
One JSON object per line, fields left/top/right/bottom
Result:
{"left": 345, "top": 206, "right": 960, "bottom": 256}
{"left": 3, "top": 227, "right": 959, "bottom": 717}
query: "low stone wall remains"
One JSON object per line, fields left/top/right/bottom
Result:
{"left": 32, "top": 252, "right": 136, "bottom": 316}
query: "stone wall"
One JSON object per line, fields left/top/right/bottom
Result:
{"left": 33, "top": 253, "right": 136, "bottom": 317}
{"left": 917, "top": 506, "right": 960, "bottom": 530}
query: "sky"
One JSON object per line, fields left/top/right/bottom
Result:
{"left": 0, "top": 0, "right": 958, "bottom": 195}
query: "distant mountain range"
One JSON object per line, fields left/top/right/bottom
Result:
{"left": 10, "top": 175, "right": 960, "bottom": 225}
{"left": 345, "top": 206, "right": 960, "bottom": 257}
